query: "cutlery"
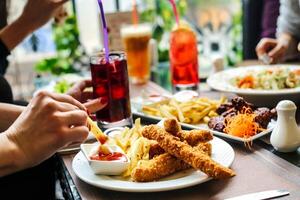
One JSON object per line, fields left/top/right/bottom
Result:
{"left": 224, "top": 189, "right": 289, "bottom": 200}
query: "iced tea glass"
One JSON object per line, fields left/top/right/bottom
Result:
{"left": 90, "top": 52, "right": 132, "bottom": 129}
{"left": 121, "top": 24, "right": 152, "bottom": 84}
{"left": 169, "top": 26, "right": 199, "bottom": 93}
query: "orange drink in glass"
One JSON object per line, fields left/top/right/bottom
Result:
{"left": 169, "top": 26, "right": 199, "bottom": 92}
{"left": 121, "top": 24, "right": 152, "bottom": 84}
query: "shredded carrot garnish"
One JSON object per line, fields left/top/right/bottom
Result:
{"left": 224, "top": 107, "right": 262, "bottom": 139}
{"left": 237, "top": 75, "right": 254, "bottom": 88}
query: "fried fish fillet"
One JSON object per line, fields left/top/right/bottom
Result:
{"left": 164, "top": 118, "right": 213, "bottom": 146}
{"left": 132, "top": 143, "right": 212, "bottom": 182}
{"left": 141, "top": 125, "right": 235, "bottom": 179}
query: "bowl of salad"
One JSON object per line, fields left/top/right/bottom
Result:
{"left": 207, "top": 65, "right": 300, "bottom": 107}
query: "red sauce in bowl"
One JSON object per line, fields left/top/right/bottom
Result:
{"left": 90, "top": 152, "right": 127, "bottom": 162}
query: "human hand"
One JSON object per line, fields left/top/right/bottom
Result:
{"left": 19, "top": 0, "right": 68, "bottom": 32}
{"left": 4, "top": 91, "right": 89, "bottom": 170}
{"left": 67, "top": 80, "right": 107, "bottom": 113}
{"left": 256, "top": 38, "right": 288, "bottom": 64}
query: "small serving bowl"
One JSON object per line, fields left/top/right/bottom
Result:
{"left": 80, "top": 143, "right": 130, "bottom": 175}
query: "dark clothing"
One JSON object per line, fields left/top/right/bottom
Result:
{"left": 0, "top": 38, "right": 12, "bottom": 103}
{"left": 0, "top": 156, "right": 57, "bottom": 200}
{"left": 0, "top": 38, "right": 9, "bottom": 75}
{"left": 0, "top": 28, "right": 56, "bottom": 199}
{"left": 0, "top": 74, "right": 12, "bottom": 103}
{"left": 261, "top": 0, "right": 280, "bottom": 38}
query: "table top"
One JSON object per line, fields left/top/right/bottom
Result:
{"left": 59, "top": 81, "right": 300, "bottom": 200}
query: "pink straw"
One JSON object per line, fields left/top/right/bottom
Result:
{"left": 97, "top": 0, "right": 110, "bottom": 63}
{"left": 169, "top": 0, "right": 180, "bottom": 27}
{"left": 132, "top": 0, "right": 139, "bottom": 25}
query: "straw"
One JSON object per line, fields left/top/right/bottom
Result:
{"left": 97, "top": 0, "right": 110, "bottom": 63}
{"left": 169, "top": 0, "right": 180, "bottom": 27}
{"left": 132, "top": 0, "right": 139, "bottom": 25}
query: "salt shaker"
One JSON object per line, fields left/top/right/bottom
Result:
{"left": 270, "top": 100, "right": 300, "bottom": 152}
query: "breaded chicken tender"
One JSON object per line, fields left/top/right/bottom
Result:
{"left": 164, "top": 118, "right": 182, "bottom": 134}
{"left": 132, "top": 142, "right": 213, "bottom": 182}
{"left": 149, "top": 142, "right": 165, "bottom": 159}
{"left": 164, "top": 118, "right": 213, "bottom": 146}
{"left": 132, "top": 153, "right": 189, "bottom": 182}
{"left": 142, "top": 125, "right": 235, "bottom": 179}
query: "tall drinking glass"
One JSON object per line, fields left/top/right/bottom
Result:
{"left": 90, "top": 52, "right": 132, "bottom": 129}
{"left": 169, "top": 26, "right": 199, "bottom": 93}
{"left": 121, "top": 24, "right": 152, "bottom": 84}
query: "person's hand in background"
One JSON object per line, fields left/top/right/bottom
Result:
{"left": 20, "top": 0, "right": 68, "bottom": 32}
{"left": 256, "top": 33, "right": 292, "bottom": 64}
{"left": 67, "top": 80, "right": 107, "bottom": 113}
{"left": 0, "top": 0, "right": 68, "bottom": 50}
{"left": 0, "top": 91, "right": 89, "bottom": 177}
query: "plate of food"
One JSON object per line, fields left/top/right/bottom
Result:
{"left": 207, "top": 65, "right": 300, "bottom": 106}
{"left": 72, "top": 119, "right": 235, "bottom": 192}
{"left": 132, "top": 93, "right": 276, "bottom": 144}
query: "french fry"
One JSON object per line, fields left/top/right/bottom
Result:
{"left": 87, "top": 117, "right": 108, "bottom": 144}
{"left": 141, "top": 96, "right": 226, "bottom": 125}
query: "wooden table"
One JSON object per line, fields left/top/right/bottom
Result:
{"left": 59, "top": 82, "right": 300, "bottom": 200}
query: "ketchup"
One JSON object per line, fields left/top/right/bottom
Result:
{"left": 90, "top": 152, "right": 127, "bottom": 162}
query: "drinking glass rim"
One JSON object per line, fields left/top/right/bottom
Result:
{"left": 90, "top": 51, "right": 126, "bottom": 63}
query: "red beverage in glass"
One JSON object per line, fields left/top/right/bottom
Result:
{"left": 169, "top": 26, "right": 199, "bottom": 92}
{"left": 90, "top": 52, "right": 132, "bottom": 128}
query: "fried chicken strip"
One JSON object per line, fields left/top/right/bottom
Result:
{"left": 142, "top": 125, "right": 235, "bottom": 179}
{"left": 164, "top": 118, "right": 213, "bottom": 146}
{"left": 132, "top": 143, "right": 212, "bottom": 182}
{"left": 149, "top": 142, "right": 165, "bottom": 159}
{"left": 149, "top": 140, "right": 212, "bottom": 159}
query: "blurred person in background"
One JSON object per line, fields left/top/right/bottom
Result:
{"left": 256, "top": 0, "right": 300, "bottom": 64}
{"left": 0, "top": 0, "right": 68, "bottom": 104}
{"left": 260, "top": 0, "right": 280, "bottom": 39}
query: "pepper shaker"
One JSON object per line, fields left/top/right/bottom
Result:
{"left": 270, "top": 100, "right": 300, "bottom": 152}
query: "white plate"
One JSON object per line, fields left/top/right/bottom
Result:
{"left": 207, "top": 65, "right": 300, "bottom": 107}
{"left": 132, "top": 110, "right": 274, "bottom": 143}
{"left": 72, "top": 137, "right": 235, "bottom": 192}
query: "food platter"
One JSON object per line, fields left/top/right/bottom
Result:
{"left": 207, "top": 65, "right": 300, "bottom": 107}
{"left": 132, "top": 109, "right": 274, "bottom": 143}
{"left": 72, "top": 136, "right": 234, "bottom": 192}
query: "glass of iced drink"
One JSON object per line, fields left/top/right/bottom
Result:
{"left": 169, "top": 25, "right": 199, "bottom": 93}
{"left": 90, "top": 52, "right": 132, "bottom": 129}
{"left": 121, "top": 24, "right": 152, "bottom": 84}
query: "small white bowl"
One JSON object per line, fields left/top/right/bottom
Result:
{"left": 80, "top": 143, "right": 130, "bottom": 175}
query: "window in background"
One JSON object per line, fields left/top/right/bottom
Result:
{"left": 186, "top": 0, "right": 242, "bottom": 78}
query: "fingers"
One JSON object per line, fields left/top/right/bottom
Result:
{"left": 58, "top": 110, "right": 88, "bottom": 126}
{"left": 66, "top": 126, "right": 89, "bottom": 143}
{"left": 256, "top": 38, "right": 277, "bottom": 58}
{"left": 268, "top": 43, "right": 287, "bottom": 63}
{"left": 84, "top": 98, "right": 108, "bottom": 113}
{"left": 81, "top": 91, "right": 94, "bottom": 102}
{"left": 48, "top": 92, "right": 86, "bottom": 111}
{"left": 55, "top": 0, "right": 69, "bottom": 6}
{"left": 55, "top": 102, "right": 80, "bottom": 112}
{"left": 72, "top": 79, "right": 93, "bottom": 91}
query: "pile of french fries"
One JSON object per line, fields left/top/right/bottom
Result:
{"left": 142, "top": 96, "right": 226, "bottom": 124}
{"left": 109, "top": 119, "right": 153, "bottom": 177}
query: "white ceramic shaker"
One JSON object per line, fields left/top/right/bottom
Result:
{"left": 270, "top": 100, "right": 300, "bottom": 152}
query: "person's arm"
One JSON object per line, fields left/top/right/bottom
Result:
{"left": 0, "top": 103, "right": 24, "bottom": 132}
{"left": 0, "top": 133, "right": 21, "bottom": 177}
{"left": 277, "top": 0, "right": 300, "bottom": 41}
{"left": 0, "top": 91, "right": 89, "bottom": 177}
{"left": 0, "top": 0, "right": 68, "bottom": 50}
